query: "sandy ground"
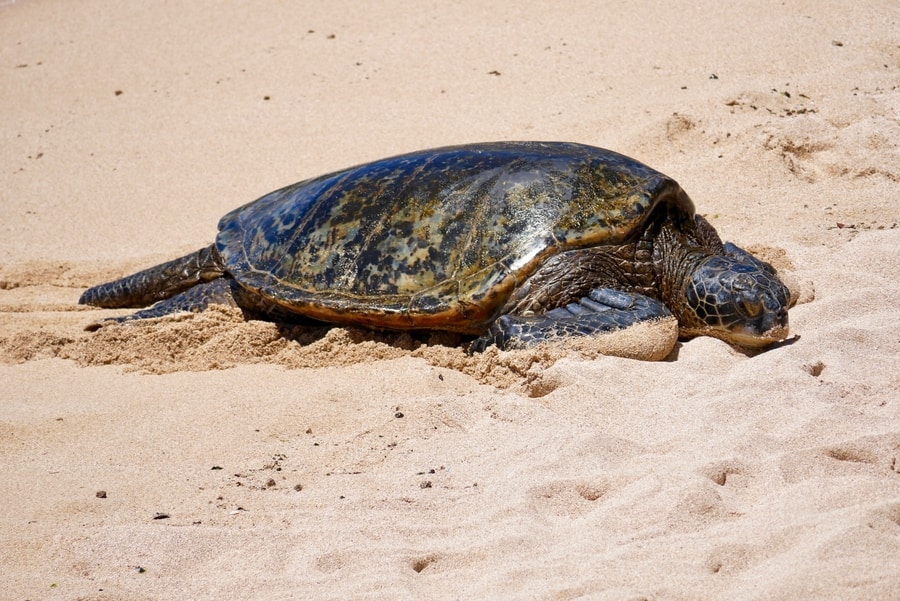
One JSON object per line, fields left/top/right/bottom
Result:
{"left": 2, "top": 1, "right": 899, "bottom": 599}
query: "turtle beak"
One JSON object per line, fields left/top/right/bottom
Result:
{"left": 731, "top": 320, "right": 789, "bottom": 347}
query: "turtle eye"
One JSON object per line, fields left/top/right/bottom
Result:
{"left": 741, "top": 297, "right": 762, "bottom": 318}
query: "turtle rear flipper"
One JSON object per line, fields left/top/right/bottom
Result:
{"left": 84, "top": 277, "right": 240, "bottom": 330}
{"left": 79, "top": 245, "right": 225, "bottom": 308}
{"left": 471, "top": 288, "right": 672, "bottom": 351}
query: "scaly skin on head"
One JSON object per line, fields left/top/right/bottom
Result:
{"left": 654, "top": 215, "right": 791, "bottom": 348}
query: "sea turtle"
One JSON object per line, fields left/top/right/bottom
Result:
{"left": 79, "top": 141, "right": 792, "bottom": 355}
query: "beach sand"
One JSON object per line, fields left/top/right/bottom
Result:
{"left": 1, "top": 1, "right": 898, "bottom": 599}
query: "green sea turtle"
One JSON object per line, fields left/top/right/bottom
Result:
{"left": 79, "top": 141, "right": 792, "bottom": 355}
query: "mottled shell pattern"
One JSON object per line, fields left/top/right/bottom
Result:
{"left": 216, "top": 142, "right": 691, "bottom": 333}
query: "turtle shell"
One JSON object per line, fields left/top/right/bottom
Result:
{"left": 216, "top": 141, "right": 692, "bottom": 333}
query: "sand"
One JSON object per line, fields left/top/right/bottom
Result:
{"left": 1, "top": 1, "right": 899, "bottom": 599}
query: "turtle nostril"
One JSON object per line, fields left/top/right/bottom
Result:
{"left": 776, "top": 307, "right": 788, "bottom": 326}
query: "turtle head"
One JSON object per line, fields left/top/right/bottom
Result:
{"left": 678, "top": 243, "right": 791, "bottom": 348}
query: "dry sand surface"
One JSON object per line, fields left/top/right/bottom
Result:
{"left": 2, "top": 1, "right": 899, "bottom": 599}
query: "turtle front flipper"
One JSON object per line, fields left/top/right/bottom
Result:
{"left": 471, "top": 288, "right": 673, "bottom": 352}
{"left": 79, "top": 245, "right": 226, "bottom": 308}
